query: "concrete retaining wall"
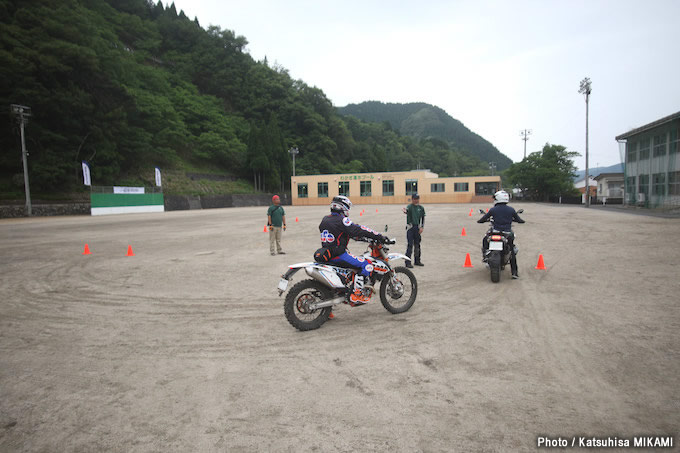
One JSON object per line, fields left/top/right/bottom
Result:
{"left": 0, "top": 203, "right": 90, "bottom": 218}
{"left": 0, "top": 193, "right": 291, "bottom": 218}
{"left": 164, "top": 193, "right": 291, "bottom": 211}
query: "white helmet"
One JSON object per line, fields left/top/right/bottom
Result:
{"left": 493, "top": 190, "right": 510, "bottom": 205}
{"left": 330, "top": 195, "right": 352, "bottom": 216}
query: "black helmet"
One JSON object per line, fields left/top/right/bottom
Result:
{"left": 330, "top": 195, "right": 352, "bottom": 216}
{"left": 411, "top": 193, "right": 420, "bottom": 200}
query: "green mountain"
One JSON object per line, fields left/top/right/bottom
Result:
{"left": 1, "top": 0, "right": 495, "bottom": 199}
{"left": 339, "top": 101, "right": 512, "bottom": 171}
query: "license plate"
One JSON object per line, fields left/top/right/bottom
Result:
{"left": 489, "top": 241, "right": 503, "bottom": 251}
{"left": 277, "top": 278, "right": 289, "bottom": 292}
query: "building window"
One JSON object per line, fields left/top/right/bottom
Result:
{"left": 639, "top": 174, "right": 649, "bottom": 196}
{"left": 382, "top": 179, "right": 394, "bottom": 196}
{"left": 475, "top": 182, "right": 498, "bottom": 195}
{"left": 653, "top": 135, "right": 667, "bottom": 157}
{"left": 454, "top": 182, "right": 469, "bottom": 192}
{"left": 671, "top": 129, "right": 679, "bottom": 154}
{"left": 639, "top": 139, "right": 650, "bottom": 160}
{"left": 317, "top": 182, "right": 328, "bottom": 198}
{"left": 405, "top": 180, "right": 418, "bottom": 195}
{"left": 338, "top": 181, "right": 349, "bottom": 196}
{"left": 360, "top": 180, "right": 372, "bottom": 197}
{"left": 669, "top": 171, "right": 680, "bottom": 195}
{"left": 652, "top": 173, "right": 666, "bottom": 196}
{"left": 431, "top": 183, "right": 445, "bottom": 193}
{"left": 297, "top": 183, "right": 308, "bottom": 198}
{"left": 627, "top": 142, "right": 637, "bottom": 163}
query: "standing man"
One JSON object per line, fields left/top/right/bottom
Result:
{"left": 402, "top": 193, "right": 425, "bottom": 268}
{"left": 267, "top": 195, "right": 286, "bottom": 256}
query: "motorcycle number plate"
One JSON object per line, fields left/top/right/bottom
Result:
{"left": 277, "top": 278, "right": 289, "bottom": 292}
{"left": 489, "top": 241, "right": 503, "bottom": 251}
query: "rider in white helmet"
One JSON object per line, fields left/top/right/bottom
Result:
{"left": 477, "top": 190, "right": 525, "bottom": 278}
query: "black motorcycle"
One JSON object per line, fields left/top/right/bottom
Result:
{"left": 479, "top": 208, "right": 524, "bottom": 283}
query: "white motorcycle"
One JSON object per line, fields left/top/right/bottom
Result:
{"left": 277, "top": 236, "right": 417, "bottom": 331}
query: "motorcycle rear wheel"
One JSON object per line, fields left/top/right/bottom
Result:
{"left": 380, "top": 266, "right": 417, "bottom": 314}
{"left": 284, "top": 279, "right": 333, "bottom": 331}
{"left": 489, "top": 253, "right": 501, "bottom": 283}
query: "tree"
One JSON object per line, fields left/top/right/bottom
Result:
{"left": 505, "top": 143, "right": 580, "bottom": 201}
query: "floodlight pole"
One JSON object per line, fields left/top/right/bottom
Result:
{"left": 579, "top": 77, "right": 592, "bottom": 207}
{"left": 520, "top": 129, "right": 532, "bottom": 159}
{"left": 288, "top": 146, "right": 299, "bottom": 176}
{"left": 489, "top": 161, "right": 496, "bottom": 176}
{"left": 11, "top": 104, "right": 32, "bottom": 216}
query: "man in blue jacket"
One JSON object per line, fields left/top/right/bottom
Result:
{"left": 477, "top": 190, "right": 525, "bottom": 279}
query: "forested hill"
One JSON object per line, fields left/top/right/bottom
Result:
{"left": 1, "top": 1, "right": 494, "bottom": 198}
{"left": 339, "top": 101, "right": 512, "bottom": 171}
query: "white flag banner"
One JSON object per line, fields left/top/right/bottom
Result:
{"left": 82, "top": 161, "right": 91, "bottom": 186}
{"left": 113, "top": 186, "right": 145, "bottom": 194}
{"left": 155, "top": 167, "right": 162, "bottom": 187}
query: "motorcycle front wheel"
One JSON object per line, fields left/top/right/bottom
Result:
{"left": 284, "top": 279, "right": 333, "bottom": 331}
{"left": 379, "top": 266, "right": 417, "bottom": 314}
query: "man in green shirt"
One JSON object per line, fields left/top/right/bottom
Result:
{"left": 403, "top": 193, "right": 425, "bottom": 268}
{"left": 267, "top": 195, "right": 286, "bottom": 255}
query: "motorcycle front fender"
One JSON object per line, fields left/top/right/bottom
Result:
{"left": 387, "top": 253, "right": 411, "bottom": 262}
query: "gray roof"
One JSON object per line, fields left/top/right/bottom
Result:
{"left": 594, "top": 172, "right": 624, "bottom": 181}
{"left": 615, "top": 110, "right": 680, "bottom": 140}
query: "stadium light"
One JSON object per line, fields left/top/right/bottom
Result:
{"left": 288, "top": 147, "right": 299, "bottom": 177}
{"left": 520, "top": 129, "right": 532, "bottom": 159}
{"left": 10, "top": 104, "right": 32, "bottom": 216}
{"left": 579, "top": 77, "right": 592, "bottom": 207}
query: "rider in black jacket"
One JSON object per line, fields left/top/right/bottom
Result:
{"left": 477, "top": 190, "right": 525, "bottom": 279}
{"left": 316, "top": 196, "right": 387, "bottom": 304}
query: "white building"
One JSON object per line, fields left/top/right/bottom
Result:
{"left": 594, "top": 173, "right": 624, "bottom": 201}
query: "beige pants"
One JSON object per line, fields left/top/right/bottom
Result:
{"left": 269, "top": 227, "right": 283, "bottom": 253}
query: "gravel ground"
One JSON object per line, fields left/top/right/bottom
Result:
{"left": 1, "top": 203, "right": 678, "bottom": 452}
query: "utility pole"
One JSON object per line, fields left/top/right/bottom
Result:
{"left": 288, "top": 146, "right": 299, "bottom": 177}
{"left": 489, "top": 161, "right": 496, "bottom": 176}
{"left": 579, "top": 77, "right": 592, "bottom": 207}
{"left": 520, "top": 129, "right": 532, "bottom": 159}
{"left": 11, "top": 104, "right": 32, "bottom": 216}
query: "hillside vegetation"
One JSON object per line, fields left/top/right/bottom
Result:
{"left": 339, "top": 101, "right": 512, "bottom": 172}
{"left": 1, "top": 0, "right": 508, "bottom": 199}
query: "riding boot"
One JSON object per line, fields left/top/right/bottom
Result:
{"left": 350, "top": 275, "right": 370, "bottom": 305}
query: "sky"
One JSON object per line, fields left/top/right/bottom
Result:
{"left": 170, "top": 0, "right": 680, "bottom": 169}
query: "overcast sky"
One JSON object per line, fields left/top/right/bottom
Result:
{"left": 171, "top": 0, "right": 680, "bottom": 169}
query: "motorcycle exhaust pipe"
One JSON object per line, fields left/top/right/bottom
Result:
{"left": 308, "top": 296, "right": 346, "bottom": 310}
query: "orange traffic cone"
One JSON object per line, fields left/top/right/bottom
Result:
{"left": 359, "top": 211, "right": 363, "bottom": 216}
{"left": 295, "top": 217, "right": 299, "bottom": 222}
{"left": 82, "top": 244, "right": 91, "bottom": 255}
{"left": 461, "top": 228, "right": 467, "bottom": 237}
{"left": 468, "top": 208, "right": 473, "bottom": 217}
{"left": 535, "top": 254, "right": 546, "bottom": 270}
{"left": 264, "top": 225, "right": 268, "bottom": 233}
{"left": 463, "top": 253, "right": 473, "bottom": 268}
{"left": 486, "top": 208, "right": 489, "bottom": 213}
{"left": 126, "top": 245, "right": 135, "bottom": 257}
{"left": 376, "top": 208, "right": 378, "bottom": 213}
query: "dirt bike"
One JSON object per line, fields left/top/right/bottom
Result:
{"left": 479, "top": 208, "right": 524, "bottom": 283}
{"left": 277, "top": 237, "right": 417, "bottom": 331}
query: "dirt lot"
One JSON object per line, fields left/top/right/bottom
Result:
{"left": 1, "top": 203, "right": 678, "bottom": 452}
